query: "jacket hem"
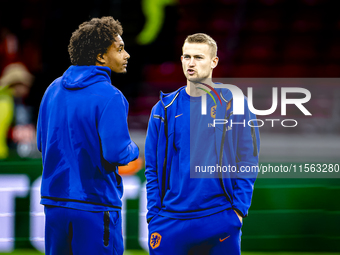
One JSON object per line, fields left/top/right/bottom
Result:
{"left": 158, "top": 203, "right": 232, "bottom": 219}
{"left": 41, "top": 196, "right": 122, "bottom": 210}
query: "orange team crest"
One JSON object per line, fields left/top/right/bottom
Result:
{"left": 150, "top": 232, "right": 162, "bottom": 249}
{"left": 210, "top": 105, "right": 217, "bottom": 119}
{"left": 227, "top": 101, "right": 231, "bottom": 110}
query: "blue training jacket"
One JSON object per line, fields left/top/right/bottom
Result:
{"left": 37, "top": 65, "right": 139, "bottom": 211}
{"left": 145, "top": 86, "right": 260, "bottom": 222}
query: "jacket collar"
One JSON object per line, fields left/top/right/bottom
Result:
{"left": 159, "top": 86, "right": 186, "bottom": 108}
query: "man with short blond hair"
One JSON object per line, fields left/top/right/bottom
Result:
{"left": 145, "top": 33, "right": 260, "bottom": 254}
{"left": 184, "top": 33, "right": 218, "bottom": 57}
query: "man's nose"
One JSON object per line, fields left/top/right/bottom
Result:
{"left": 189, "top": 57, "right": 195, "bottom": 66}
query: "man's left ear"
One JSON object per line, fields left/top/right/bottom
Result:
{"left": 96, "top": 53, "right": 105, "bottom": 65}
{"left": 211, "top": 56, "right": 219, "bottom": 69}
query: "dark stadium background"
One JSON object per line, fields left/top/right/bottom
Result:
{"left": 0, "top": 0, "right": 339, "bottom": 254}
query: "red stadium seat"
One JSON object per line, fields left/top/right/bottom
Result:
{"left": 231, "top": 64, "right": 273, "bottom": 77}
{"left": 212, "top": 64, "right": 232, "bottom": 78}
{"left": 300, "top": 0, "right": 323, "bottom": 6}
{"left": 291, "top": 12, "right": 322, "bottom": 33}
{"left": 143, "top": 63, "right": 184, "bottom": 90}
{"left": 214, "top": 0, "right": 239, "bottom": 5}
{"left": 206, "top": 8, "right": 236, "bottom": 34}
{"left": 312, "top": 64, "right": 340, "bottom": 77}
{"left": 283, "top": 36, "right": 317, "bottom": 62}
{"left": 143, "top": 63, "right": 183, "bottom": 83}
{"left": 238, "top": 36, "right": 277, "bottom": 62}
{"left": 327, "top": 40, "right": 340, "bottom": 61}
{"left": 179, "top": 0, "right": 205, "bottom": 4}
{"left": 246, "top": 10, "right": 282, "bottom": 33}
{"left": 258, "top": 0, "right": 282, "bottom": 5}
{"left": 177, "top": 19, "right": 201, "bottom": 34}
{"left": 274, "top": 64, "right": 311, "bottom": 77}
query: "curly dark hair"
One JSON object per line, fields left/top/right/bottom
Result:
{"left": 68, "top": 16, "right": 123, "bottom": 65}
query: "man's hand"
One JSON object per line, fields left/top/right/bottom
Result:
{"left": 233, "top": 210, "right": 243, "bottom": 224}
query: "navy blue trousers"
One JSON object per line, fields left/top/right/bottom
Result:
{"left": 44, "top": 206, "right": 123, "bottom": 255}
{"left": 148, "top": 208, "right": 242, "bottom": 255}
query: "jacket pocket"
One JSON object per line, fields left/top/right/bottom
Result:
{"left": 148, "top": 213, "right": 159, "bottom": 225}
{"left": 103, "top": 211, "right": 120, "bottom": 247}
{"left": 114, "top": 170, "right": 122, "bottom": 186}
{"left": 230, "top": 209, "right": 243, "bottom": 228}
{"left": 103, "top": 211, "right": 110, "bottom": 246}
{"left": 103, "top": 211, "right": 120, "bottom": 246}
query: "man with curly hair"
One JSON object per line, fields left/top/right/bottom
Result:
{"left": 37, "top": 16, "right": 139, "bottom": 255}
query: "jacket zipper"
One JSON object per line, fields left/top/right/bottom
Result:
{"left": 161, "top": 90, "right": 180, "bottom": 203}
{"left": 218, "top": 100, "right": 233, "bottom": 204}
{"left": 250, "top": 121, "right": 258, "bottom": 156}
{"left": 103, "top": 211, "right": 110, "bottom": 246}
{"left": 161, "top": 107, "right": 168, "bottom": 202}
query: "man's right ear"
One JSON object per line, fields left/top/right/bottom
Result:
{"left": 96, "top": 53, "right": 105, "bottom": 65}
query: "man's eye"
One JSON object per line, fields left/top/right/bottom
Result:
{"left": 184, "top": 56, "right": 190, "bottom": 59}
{"left": 196, "top": 56, "right": 202, "bottom": 59}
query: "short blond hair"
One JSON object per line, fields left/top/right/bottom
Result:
{"left": 183, "top": 33, "right": 217, "bottom": 57}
